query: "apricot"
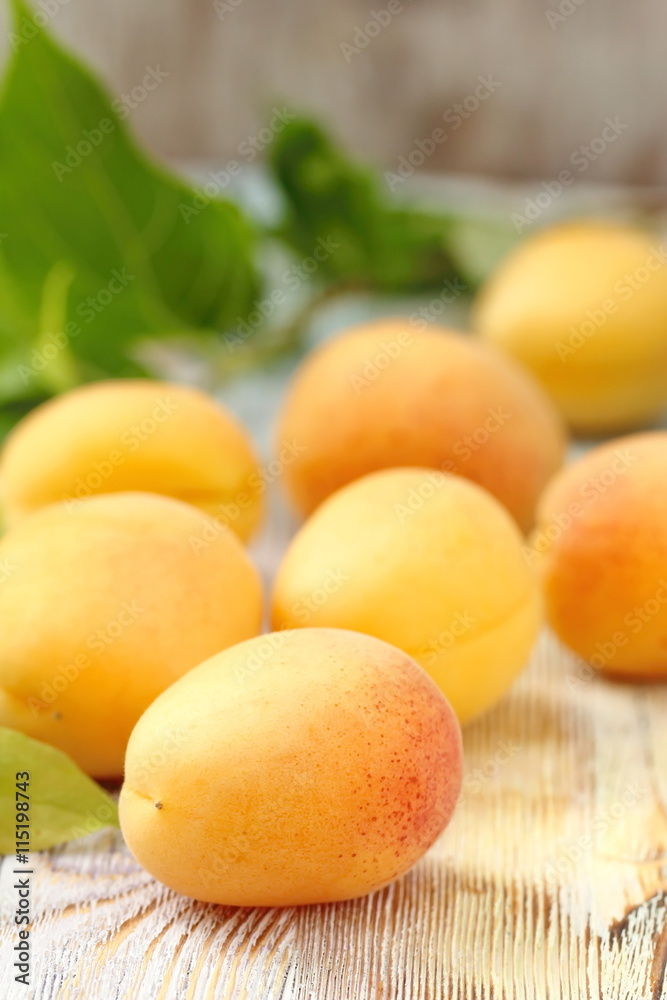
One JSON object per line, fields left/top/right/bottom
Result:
{"left": 119, "top": 628, "right": 462, "bottom": 906}
{"left": 531, "top": 432, "right": 667, "bottom": 676}
{"left": 0, "top": 379, "right": 264, "bottom": 541}
{"left": 474, "top": 221, "right": 667, "bottom": 433}
{"left": 0, "top": 493, "right": 262, "bottom": 777}
{"left": 275, "top": 319, "right": 565, "bottom": 532}
{"left": 271, "top": 468, "right": 541, "bottom": 722}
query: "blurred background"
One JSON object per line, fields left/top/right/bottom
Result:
{"left": 1, "top": 0, "right": 664, "bottom": 186}
{"left": 1, "top": 0, "right": 665, "bottom": 447}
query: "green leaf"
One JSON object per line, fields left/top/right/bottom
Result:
{"left": 0, "top": 727, "right": 119, "bottom": 852}
{"left": 0, "top": 0, "right": 260, "bottom": 389}
{"left": 0, "top": 258, "right": 78, "bottom": 420}
{"left": 267, "top": 116, "right": 468, "bottom": 293}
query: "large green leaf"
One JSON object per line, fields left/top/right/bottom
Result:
{"left": 0, "top": 0, "right": 259, "bottom": 385}
{"left": 0, "top": 728, "right": 119, "bottom": 852}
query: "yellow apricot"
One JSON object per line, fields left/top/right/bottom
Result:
{"left": 0, "top": 379, "right": 264, "bottom": 541}
{"left": 119, "top": 628, "right": 462, "bottom": 906}
{"left": 474, "top": 221, "right": 667, "bottom": 433}
{"left": 532, "top": 431, "right": 667, "bottom": 676}
{"left": 271, "top": 468, "right": 542, "bottom": 722}
{"left": 275, "top": 319, "right": 565, "bottom": 532}
{"left": 0, "top": 492, "right": 262, "bottom": 777}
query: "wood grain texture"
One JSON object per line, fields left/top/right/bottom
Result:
{"left": 1, "top": 0, "right": 666, "bottom": 183}
{"left": 2, "top": 629, "right": 667, "bottom": 999}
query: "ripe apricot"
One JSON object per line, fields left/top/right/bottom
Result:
{"left": 271, "top": 468, "right": 541, "bottom": 722}
{"left": 120, "top": 628, "right": 462, "bottom": 906}
{"left": 0, "top": 492, "right": 262, "bottom": 776}
{"left": 475, "top": 221, "right": 667, "bottom": 433}
{"left": 0, "top": 379, "right": 264, "bottom": 541}
{"left": 275, "top": 319, "right": 566, "bottom": 532}
{"left": 532, "top": 432, "right": 667, "bottom": 675}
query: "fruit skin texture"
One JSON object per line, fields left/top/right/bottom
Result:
{"left": 275, "top": 319, "right": 565, "bottom": 533}
{"left": 0, "top": 379, "right": 264, "bottom": 541}
{"left": 271, "top": 468, "right": 542, "bottom": 723}
{"left": 532, "top": 432, "right": 667, "bottom": 677}
{"left": 0, "top": 492, "right": 262, "bottom": 778}
{"left": 474, "top": 221, "right": 667, "bottom": 434}
{"left": 119, "top": 628, "right": 462, "bottom": 907}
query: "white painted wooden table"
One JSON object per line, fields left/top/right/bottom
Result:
{"left": 2, "top": 628, "right": 667, "bottom": 999}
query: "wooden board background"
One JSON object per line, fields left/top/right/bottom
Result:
{"left": 2, "top": 629, "right": 667, "bottom": 999}
{"left": 1, "top": 0, "right": 666, "bottom": 184}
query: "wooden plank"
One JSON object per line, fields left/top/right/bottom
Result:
{"left": 3, "top": 632, "right": 667, "bottom": 999}
{"left": 2, "top": 0, "right": 666, "bottom": 187}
